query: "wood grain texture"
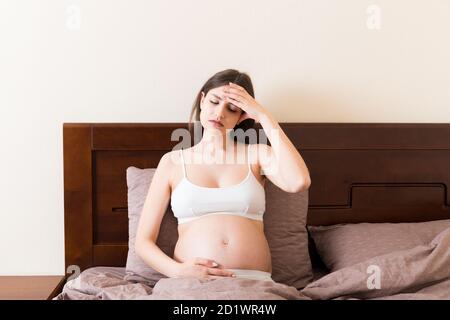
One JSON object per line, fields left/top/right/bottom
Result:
{"left": 0, "top": 276, "right": 66, "bottom": 300}
{"left": 63, "top": 124, "right": 93, "bottom": 271}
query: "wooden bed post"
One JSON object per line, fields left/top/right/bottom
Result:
{"left": 63, "top": 124, "right": 93, "bottom": 275}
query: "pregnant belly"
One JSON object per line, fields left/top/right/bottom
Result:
{"left": 173, "top": 214, "right": 272, "bottom": 272}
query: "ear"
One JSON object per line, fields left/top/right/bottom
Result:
{"left": 200, "top": 91, "right": 205, "bottom": 109}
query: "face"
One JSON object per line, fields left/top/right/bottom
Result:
{"left": 199, "top": 85, "right": 243, "bottom": 132}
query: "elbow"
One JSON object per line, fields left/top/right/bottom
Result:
{"left": 135, "top": 236, "right": 156, "bottom": 259}
{"left": 134, "top": 237, "right": 147, "bottom": 258}
{"left": 291, "top": 177, "right": 311, "bottom": 193}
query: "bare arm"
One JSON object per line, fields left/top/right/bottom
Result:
{"left": 222, "top": 82, "right": 310, "bottom": 193}
{"left": 134, "top": 152, "right": 180, "bottom": 277}
{"left": 258, "top": 113, "right": 311, "bottom": 193}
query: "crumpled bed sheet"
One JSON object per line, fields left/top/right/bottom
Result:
{"left": 54, "top": 228, "right": 450, "bottom": 300}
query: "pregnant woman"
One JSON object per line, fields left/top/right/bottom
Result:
{"left": 135, "top": 69, "right": 311, "bottom": 281}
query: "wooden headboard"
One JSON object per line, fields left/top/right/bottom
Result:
{"left": 63, "top": 123, "right": 450, "bottom": 274}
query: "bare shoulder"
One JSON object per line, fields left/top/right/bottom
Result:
{"left": 162, "top": 149, "right": 179, "bottom": 166}
{"left": 157, "top": 150, "right": 174, "bottom": 167}
{"left": 159, "top": 149, "right": 183, "bottom": 188}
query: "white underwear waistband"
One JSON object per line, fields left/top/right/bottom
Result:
{"left": 227, "top": 268, "right": 273, "bottom": 282}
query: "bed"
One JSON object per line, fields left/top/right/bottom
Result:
{"left": 55, "top": 123, "right": 450, "bottom": 300}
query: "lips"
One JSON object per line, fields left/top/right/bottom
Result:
{"left": 209, "top": 120, "right": 223, "bottom": 126}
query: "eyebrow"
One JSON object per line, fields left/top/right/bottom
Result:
{"left": 211, "top": 94, "right": 238, "bottom": 108}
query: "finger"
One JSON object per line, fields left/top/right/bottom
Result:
{"left": 207, "top": 267, "right": 235, "bottom": 277}
{"left": 226, "top": 98, "right": 245, "bottom": 111}
{"left": 224, "top": 92, "right": 244, "bottom": 103}
{"left": 226, "top": 98, "right": 246, "bottom": 111}
{"left": 223, "top": 87, "right": 246, "bottom": 99}
{"left": 206, "top": 275, "right": 229, "bottom": 280}
{"left": 228, "top": 82, "right": 245, "bottom": 92}
{"left": 206, "top": 274, "right": 233, "bottom": 279}
{"left": 225, "top": 93, "right": 246, "bottom": 107}
{"left": 194, "top": 257, "right": 219, "bottom": 267}
{"left": 227, "top": 98, "right": 246, "bottom": 111}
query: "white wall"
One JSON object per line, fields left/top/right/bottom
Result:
{"left": 1, "top": 0, "right": 449, "bottom": 275}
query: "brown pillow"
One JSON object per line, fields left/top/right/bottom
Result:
{"left": 125, "top": 166, "right": 313, "bottom": 289}
{"left": 308, "top": 219, "right": 450, "bottom": 272}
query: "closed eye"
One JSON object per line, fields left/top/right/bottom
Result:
{"left": 210, "top": 100, "right": 238, "bottom": 112}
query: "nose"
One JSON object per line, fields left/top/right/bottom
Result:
{"left": 214, "top": 102, "right": 227, "bottom": 119}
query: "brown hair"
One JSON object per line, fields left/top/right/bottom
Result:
{"left": 188, "top": 69, "right": 256, "bottom": 143}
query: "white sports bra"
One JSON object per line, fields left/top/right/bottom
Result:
{"left": 170, "top": 145, "right": 266, "bottom": 224}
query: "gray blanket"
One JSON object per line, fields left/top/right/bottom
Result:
{"left": 54, "top": 228, "right": 450, "bottom": 300}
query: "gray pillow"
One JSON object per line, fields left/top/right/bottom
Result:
{"left": 308, "top": 219, "right": 450, "bottom": 272}
{"left": 124, "top": 167, "right": 178, "bottom": 287}
{"left": 125, "top": 166, "right": 313, "bottom": 289}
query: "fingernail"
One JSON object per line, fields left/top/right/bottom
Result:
{"left": 232, "top": 274, "right": 236, "bottom": 277}
{"left": 212, "top": 262, "right": 218, "bottom": 267}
